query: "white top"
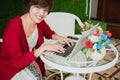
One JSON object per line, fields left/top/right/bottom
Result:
{"left": 27, "top": 26, "right": 38, "bottom": 51}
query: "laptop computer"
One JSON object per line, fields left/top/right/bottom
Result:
{"left": 44, "top": 23, "right": 99, "bottom": 60}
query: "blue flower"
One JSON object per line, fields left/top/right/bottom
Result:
{"left": 106, "top": 38, "right": 111, "bottom": 46}
{"left": 100, "top": 34, "right": 107, "bottom": 41}
{"left": 96, "top": 43, "right": 103, "bottom": 50}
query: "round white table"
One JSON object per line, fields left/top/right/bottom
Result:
{"left": 40, "top": 44, "right": 118, "bottom": 80}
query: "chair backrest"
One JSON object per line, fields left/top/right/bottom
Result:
{"left": 0, "top": 38, "right": 2, "bottom": 43}
{"left": 0, "top": 38, "right": 2, "bottom": 49}
{"left": 45, "top": 12, "right": 83, "bottom": 37}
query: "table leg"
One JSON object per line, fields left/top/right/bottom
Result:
{"left": 65, "top": 73, "right": 85, "bottom": 80}
{"left": 60, "top": 71, "right": 63, "bottom": 80}
{"left": 88, "top": 73, "right": 93, "bottom": 80}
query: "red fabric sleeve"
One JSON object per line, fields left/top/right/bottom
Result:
{"left": 39, "top": 20, "right": 56, "bottom": 39}
{"left": 2, "top": 17, "right": 37, "bottom": 70}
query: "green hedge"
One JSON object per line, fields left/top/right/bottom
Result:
{"left": 52, "top": 0, "right": 90, "bottom": 21}
{"left": 0, "top": 0, "right": 24, "bottom": 38}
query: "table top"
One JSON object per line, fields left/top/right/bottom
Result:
{"left": 40, "top": 44, "right": 118, "bottom": 73}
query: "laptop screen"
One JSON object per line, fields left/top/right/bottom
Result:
{"left": 67, "top": 23, "right": 99, "bottom": 60}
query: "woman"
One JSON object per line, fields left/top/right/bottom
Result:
{"left": 0, "top": 0, "right": 84, "bottom": 80}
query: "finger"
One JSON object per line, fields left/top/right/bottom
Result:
{"left": 50, "top": 44, "right": 65, "bottom": 53}
{"left": 66, "top": 41, "right": 71, "bottom": 47}
{"left": 66, "top": 39, "right": 74, "bottom": 47}
{"left": 56, "top": 46, "right": 65, "bottom": 53}
{"left": 68, "top": 39, "right": 74, "bottom": 46}
{"left": 55, "top": 50, "right": 63, "bottom": 53}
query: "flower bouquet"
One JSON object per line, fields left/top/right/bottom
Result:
{"left": 82, "top": 25, "right": 112, "bottom": 61}
{"left": 83, "top": 21, "right": 94, "bottom": 31}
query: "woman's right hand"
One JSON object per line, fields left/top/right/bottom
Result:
{"left": 35, "top": 43, "right": 65, "bottom": 57}
{"left": 42, "top": 43, "right": 65, "bottom": 53}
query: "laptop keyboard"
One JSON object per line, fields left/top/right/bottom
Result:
{"left": 54, "top": 43, "right": 76, "bottom": 57}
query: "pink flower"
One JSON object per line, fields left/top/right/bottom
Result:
{"left": 93, "top": 30, "right": 99, "bottom": 36}
{"left": 99, "top": 30, "right": 103, "bottom": 35}
{"left": 93, "top": 27, "right": 103, "bottom": 36}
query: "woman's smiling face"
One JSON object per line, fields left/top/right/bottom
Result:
{"left": 29, "top": 5, "right": 49, "bottom": 23}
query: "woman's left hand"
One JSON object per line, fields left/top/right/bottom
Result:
{"left": 59, "top": 37, "right": 74, "bottom": 47}
{"left": 52, "top": 34, "right": 74, "bottom": 47}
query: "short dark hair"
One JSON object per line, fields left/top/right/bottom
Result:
{"left": 24, "top": 0, "right": 54, "bottom": 13}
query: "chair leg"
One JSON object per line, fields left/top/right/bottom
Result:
{"left": 46, "top": 70, "right": 60, "bottom": 80}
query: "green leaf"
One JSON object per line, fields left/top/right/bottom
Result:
{"left": 86, "top": 49, "right": 92, "bottom": 58}
{"left": 97, "top": 50, "right": 101, "bottom": 54}
{"left": 82, "top": 48, "right": 88, "bottom": 54}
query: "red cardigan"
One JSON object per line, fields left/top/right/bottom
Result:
{"left": 0, "top": 16, "right": 55, "bottom": 80}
